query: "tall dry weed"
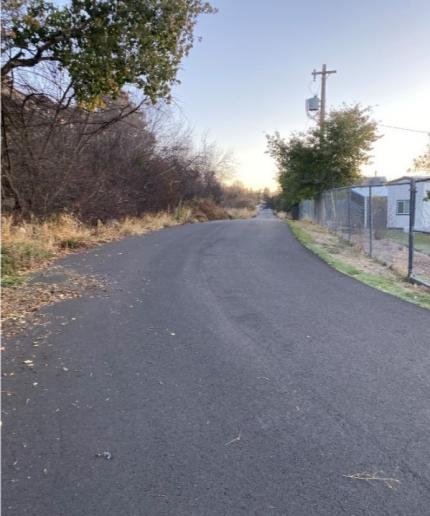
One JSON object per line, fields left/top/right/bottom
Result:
{"left": 2, "top": 202, "right": 252, "bottom": 280}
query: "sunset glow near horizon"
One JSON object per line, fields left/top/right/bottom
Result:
{"left": 172, "top": 0, "right": 430, "bottom": 191}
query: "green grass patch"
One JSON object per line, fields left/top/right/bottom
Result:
{"left": 1, "top": 275, "right": 26, "bottom": 287}
{"left": 288, "top": 220, "right": 430, "bottom": 310}
{"left": 1, "top": 243, "right": 53, "bottom": 286}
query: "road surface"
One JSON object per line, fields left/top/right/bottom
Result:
{"left": 3, "top": 210, "right": 430, "bottom": 515}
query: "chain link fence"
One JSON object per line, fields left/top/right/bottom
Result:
{"left": 298, "top": 178, "right": 430, "bottom": 286}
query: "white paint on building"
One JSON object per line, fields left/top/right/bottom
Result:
{"left": 387, "top": 178, "right": 430, "bottom": 232}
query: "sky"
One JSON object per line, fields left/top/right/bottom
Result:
{"left": 171, "top": 0, "right": 430, "bottom": 190}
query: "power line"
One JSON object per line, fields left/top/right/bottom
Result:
{"left": 379, "top": 124, "right": 430, "bottom": 135}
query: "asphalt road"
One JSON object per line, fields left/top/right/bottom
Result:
{"left": 3, "top": 210, "right": 430, "bottom": 515}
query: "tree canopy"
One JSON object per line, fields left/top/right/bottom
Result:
{"left": 267, "top": 105, "right": 379, "bottom": 209}
{"left": 1, "top": 0, "right": 214, "bottom": 104}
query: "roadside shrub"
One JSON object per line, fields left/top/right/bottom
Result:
{"left": 188, "top": 199, "right": 230, "bottom": 220}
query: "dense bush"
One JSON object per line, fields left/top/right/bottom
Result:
{"left": 1, "top": 82, "right": 237, "bottom": 221}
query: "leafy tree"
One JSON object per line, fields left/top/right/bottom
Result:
{"left": 267, "top": 105, "right": 379, "bottom": 209}
{"left": 1, "top": 0, "right": 214, "bottom": 104}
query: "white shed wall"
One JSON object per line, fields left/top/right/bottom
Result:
{"left": 387, "top": 181, "right": 430, "bottom": 232}
{"left": 387, "top": 183, "right": 410, "bottom": 231}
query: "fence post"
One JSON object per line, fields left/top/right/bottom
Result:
{"left": 368, "top": 185, "right": 373, "bottom": 257}
{"left": 408, "top": 179, "right": 416, "bottom": 279}
{"left": 347, "top": 188, "right": 352, "bottom": 242}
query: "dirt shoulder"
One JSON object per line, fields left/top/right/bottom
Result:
{"left": 287, "top": 219, "right": 430, "bottom": 310}
{"left": 1, "top": 267, "right": 108, "bottom": 338}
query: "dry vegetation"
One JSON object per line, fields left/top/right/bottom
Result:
{"left": 2, "top": 77, "right": 260, "bottom": 223}
{"left": 291, "top": 220, "right": 396, "bottom": 276}
{"left": 1, "top": 201, "right": 256, "bottom": 284}
{"left": 1, "top": 56, "right": 260, "bottom": 329}
{"left": 1, "top": 201, "right": 255, "bottom": 334}
{"left": 287, "top": 219, "right": 430, "bottom": 310}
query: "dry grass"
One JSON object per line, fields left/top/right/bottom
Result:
{"left": 1, "top": 201, "right": 255, "bottom": 284}
{"left": 227, "top": 207, "right": 257, "bottom": 219}
{"left": 275, "top": 211, "right": 289, "bottom": 220}
{"left": 287, "top": 219, "right": 430, "bottom": 310}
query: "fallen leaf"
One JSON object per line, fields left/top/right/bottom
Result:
{"left": 95, "top": 451, "right": 113, "bottom": 460}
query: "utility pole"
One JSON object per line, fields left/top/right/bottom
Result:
{"left": 312, "top": 64, "right": 337, "bottom": 129}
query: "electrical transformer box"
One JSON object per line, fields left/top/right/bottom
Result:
{"left": 306, "top": 95, "right": 320, "bottom": 112}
